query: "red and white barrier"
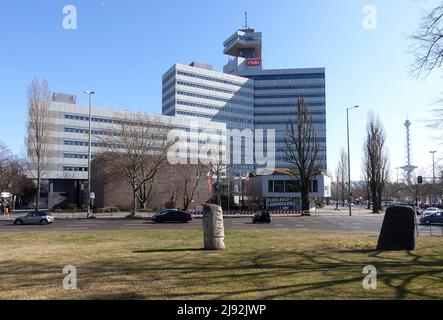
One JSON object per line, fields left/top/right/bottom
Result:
{"left": 189, "top": 210, "right": 305, "bottom": 216}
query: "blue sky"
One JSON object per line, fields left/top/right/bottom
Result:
{"left": 0, "top": 0, "right": 442, "bottom": 180}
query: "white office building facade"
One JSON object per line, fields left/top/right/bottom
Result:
{"left": 28, "top": 95, "right": 227, "bottom": 208}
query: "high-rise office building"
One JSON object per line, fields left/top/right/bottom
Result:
{"left": 162, "top": 25, "right": 327, "bottom": 173}
{"left": 162, "top": 62, "right": 256, "bottom": 174}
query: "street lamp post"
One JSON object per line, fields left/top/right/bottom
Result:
{"left": 84, "top": 91, "right": 95, "bottom": 218}
{"left": 430, "top": 151, "right": 437, "bottom": 205}
{"left": 347, "top": 106, "right": 359, "bottom": 217}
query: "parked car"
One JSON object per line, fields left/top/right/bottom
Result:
{"left": 152, "top": 210, "right": 192, "bottom": 223}
{"left": 388, "top": 203, "right": 422, "bottom": 215}
{"left": 424, "top": 207, "right": 441, "bottom": 216}
{"left": 14, "top": 212, "right": 54, "bottom": 225}
{"left": 420, "top": 212, "right": 443, "bottom": 225}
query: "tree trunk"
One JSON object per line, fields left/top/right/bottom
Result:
{"left": 301, "top": 189, "right": 310, "bottom": 212}
{"left": 132, "top": 189, "right": 137, "bottom": 216}
{"left": 377, "top": 190, "right": 383, "bottom": 212}
{"left": 35, "top": 174, "right": 41, "bottom": 212}
{"left": 371, "top": 187, "right": 378, "bottom": 214}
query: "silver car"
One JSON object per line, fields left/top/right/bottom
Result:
{"left": 14, "top": 212, "right": 54, "bottom": 225}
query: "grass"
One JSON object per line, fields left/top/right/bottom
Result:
{"left": 0, "top": 229, "right": 442, "bottom": 300}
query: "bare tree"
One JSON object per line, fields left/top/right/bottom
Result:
{"left": 137, "top": 177, "right": 155, "bottom": 210}
{"left": 411, "top": 2, "right": 443, "bottom": 78}
{"left": 410, "top": 3, "right": 443, "bottom": 131}
{"left": 26, "top": 79, "right": 51, "bottom": 212}
{"left": 103, "top": 114, "right": 174, "bottom": 216}
{"left": 362, "top": 113, "right": 390, "bottom": 213}
{"left": 0, "top": 143, "right": 13, "bottom": 191}
{"left": 176, "top": 163, "right": 209, "bottom": 211}
{"left": 209, "top": 143, "right": 226, "bottom": 206}
{"left": 285, "top": 98, "right": 321, "bottom": 211}
{"left": 336, "top": 149, "right": 348, "bottom": 207}
{"left": 361, "top": 162, "right": 371, "bottom": 209}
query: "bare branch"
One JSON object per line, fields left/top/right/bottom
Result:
{"left": 284, "top": 98, "right": 321, "bottom": 211}
{"left": 410, "top": 3, "right": 443, "bottom": 78}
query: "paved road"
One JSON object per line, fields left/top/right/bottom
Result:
{"left": 0, "top": 216, "right": 388, "bottom": 234}
{"left": 0, "top": 216, "right": 440, "bottom": 235}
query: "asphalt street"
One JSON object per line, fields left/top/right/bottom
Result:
{"left": 1, "top": 215, "right": 440, "bottom": 236}
{"left": 0, "top": 215, "right": 385, "bottom": 233}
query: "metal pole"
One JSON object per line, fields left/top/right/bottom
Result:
{"left": 85, "top": 91, "right": 95, "bottom": 218}
{"left": 87, "top": 94, "right": 92, "bottom": 217}
{"left": 347, "top": 108, "right": 352, "bottom": 217}
{"left": 431, "top": 151, "right": 436, "bottom": 205}
{"left": 227, "top": 168, "right": 230, "bottom": 214}
{"left": 347, "top": 106, "right": 359, "bottom": 216}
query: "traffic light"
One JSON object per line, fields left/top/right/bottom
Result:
{"left": 418, "top": 176, "right": 423, "bottom": 184}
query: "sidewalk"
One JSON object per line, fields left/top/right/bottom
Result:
{"left": 314, "top": 206, "right": 385, "bottom": 217}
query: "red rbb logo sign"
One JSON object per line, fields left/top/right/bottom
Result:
{"left": 247, "top": 58, "right": 261, "bottom": 66}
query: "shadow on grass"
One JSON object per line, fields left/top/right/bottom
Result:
{"left": 133, "top": 248, "right": 205, "bottom": 254}
{"left": 2, "top": 239, "right": 442, "bottom": 300}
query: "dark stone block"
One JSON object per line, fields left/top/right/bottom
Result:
{"left": 376, "top": 205, "right": 415, "bottom": 251}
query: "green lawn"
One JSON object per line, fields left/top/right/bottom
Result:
{"left": 0, "top": 229, "right": 442, "bottom": 300}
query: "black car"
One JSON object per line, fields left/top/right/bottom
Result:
{"left": 152, "top": 210, "right": 192, "bottom": 223}
{"left": 420, "top": 212, "right": 443, "bottom": 225}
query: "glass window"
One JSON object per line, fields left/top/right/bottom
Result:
{"left": 285, "top": 180, "right": 300, "bottom": 193}
{"left": 310, "top": 180, "right": 319, "bottom": 193}
{"left": 274, "top": 181, "right": 285, "bottom": 193}
{"left": 268, "top": 181, "right": 274, "bottom": 193}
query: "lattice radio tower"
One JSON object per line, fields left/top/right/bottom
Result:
{"left": 401, "top": 119, "right": 417, "bottom": 184}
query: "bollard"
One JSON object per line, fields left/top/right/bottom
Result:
{"left": 202, "top": 204, "right": 225, "bottom": 250}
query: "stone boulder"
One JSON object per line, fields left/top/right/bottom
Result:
{"left": 376, "top": 205, "right": 415, "bottom": 251}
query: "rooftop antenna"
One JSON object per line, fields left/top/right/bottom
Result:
{"left": 244, "top": 11, "right": 248, "bottom": 29}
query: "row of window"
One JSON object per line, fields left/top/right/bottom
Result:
{"left": 64, "top": 140, "right": 108, "bottom": 148}
{"left": 274, "top": 138, "right": 327, "bottom": 143}
{"left": 65, "top": 114, "right": 127, "bottom": 125}
{"left": 177, "top": 81, "right": 253, "bottom": 98}
{"left": 255, "top": 120, "right": 325, "bottom": 125}
{"left": 268, "top": 180, "right": 319, "bottom": 194}
{"left": 176, "top": 111, "right": 254, "bottom": 124}
{"left": 64, "top": 114, "right": 226, "bottom": 136}
{"left": 177, "top": 100, "right": 253, "bottom": 116}
{"left": 63, "top": 166, "right": 88, "bottom": 172}
{"left": 64, "top": 127, "right": 112, "bottom": 136}
{"left": 254, "top": 93, "right": 325, "bottom": 100}
{"left": 177, "top": 71, "right": 254, "bottom": 89}
{"left": 177, "top": 91, "right": 253, "bottom": 107}
{"left": 255, "top": 84, "right": 325, "bottom": 91}
{"left": 64, "top": 153, "right": 96, "bottom": 160}
{"left": 224, "top": 34, "right": 260, "bottom": 48}
{"left": 250, "top": 73, "right": 325, "bottom": 81}
{"left": 254, "top": 102, "right": 325, "bottom": 108}
{"left": 254, "top": 111, "right": 326, "bottom": 117}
